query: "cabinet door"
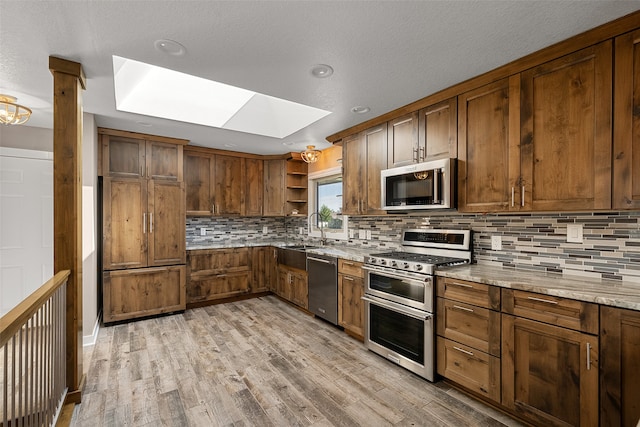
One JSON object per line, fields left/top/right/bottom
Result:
{"left": 418, "top": 98, "right": 457, "bottom": 161}
{"left": 502, "top": 314, "right": 598, "bottom": 427}
{"left": 277, "top": 266, "right": 293, "bottom": 300}
{"left": 101, "top": 134, "right": 146, "bottom": 178}
{"left": 250, "top": 246, "right": 271, "bottom": 293}
{"left": 290, "top": 270, "right": 308, "bottom": 309}
{"left": 184, "top": 151, "right": 214, "bottom": 216}
{"left": 244, "top": 158, "right": 263, "bottom": 216}
{"left": 600, "top": 306, "right": 640, "bottom": 427}
{"left": 521, "top": 41, "right": 612, "bottom": 211}
{"left": 146, "top": 140, "right": 183, "bottom": 181}
{"left": 214, "top": 155, "right": 244, "bottom": 215}
{"left": 102, "top": 177, "right": 147, "bottom": 270}
{"left": 338, "top": 274, "right": 364, "bottom": 338}
{"left": 613, "top": 29, "right": 640, "bottom": 209}
{"left": 147, "top": 180, "right": 185, "bottom": 266}
{"left": 363, "top": 124, "right": 388, "bottom": 214}
{"left": 263, "top": 159, "right": 286, "bottom": 216}
{"left": 458, "top": 76, "right": 521, "bottom": 212}
{"left": 387, "top": 112, "right": 419, "bottom": 167}
{"left": 342, "top": 133, "right": 365, "bottom": 215}
{"left": 103, "top": 265, "right": 186, "bottom": 323}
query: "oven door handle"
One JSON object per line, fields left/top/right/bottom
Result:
{"left": 362, "top": 264, "right": 428, "bottom": 282}
{"left": 361, "top": 295, "right": 432, "bottom": 321}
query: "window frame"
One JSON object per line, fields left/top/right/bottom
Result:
{"left": 307, "top": 166, "right": 349, "bottom": 240}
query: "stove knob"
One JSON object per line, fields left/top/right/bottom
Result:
{"left": 380, "top": 259, "right": 386, "bottom": 266}
{"left": 391, "top": 260, "right": 397, "bottom": 267}
{"left": 415, "top": 264, "right": 423, "bottom": 272}
{"left": 403, "top": 262, "right": 410, "bottom": 269}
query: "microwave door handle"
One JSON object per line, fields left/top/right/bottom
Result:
{"left": 433, "top": 169, "right": 440, "bottom": 203}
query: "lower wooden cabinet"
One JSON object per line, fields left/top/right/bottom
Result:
{"left": 186, "top": 248, "right": 251, "bottom": 304}
{"left": 277, "top": 265, "right": 308, "bottom": 309}
{"left": 103, "top": 265, "right": 186, "bottom": 323}
{"left": 338, "top": 259, "right": 365, "bottom": 339}
{"left": 501, "top": 314, "right": 599, "bottom": 427}
{"left": 250, "top": 246, "right": 277, "bottom": 293}
{"left": 600, "top": 306, "right": 640, "bottom": 427}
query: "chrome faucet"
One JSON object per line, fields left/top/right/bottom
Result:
{"left": 308, "top": 212, "right": 327, "bottom": 246}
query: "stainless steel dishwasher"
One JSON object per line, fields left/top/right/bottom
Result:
{"left": 306, "top": 253, "right": 338, "bottom": 325}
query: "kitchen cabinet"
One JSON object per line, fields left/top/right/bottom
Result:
{"left": 342, "top": 124, "right": 388, "bottom": 215}
{"left": 285, "top": 157, "right": 308, "bottom": 216}
{"left": 184, "top": 149, "right": 215, "bottom": 216}
{"left": 387, "top": 112, "right": 419, "bottom": 167}
{"left": 250, "top": 246, "right": 277, "bottom": 293}
{"left": 501, "top": 289, "right": 599, "bottom": 426}
{"left": 613, "top": 29, "right": 640, "bottom": 210}
{"left": 277, "top": 265, "right": 308, "bottom": 309}
{"left": 337, "top": 259, "right": 364, "bottom": 340}
{"left": 214, "top": 154, "right": 245, "bottom": 215}
{"left": 103, "top": 265, "right": 186, "bottom": 323}
{"left": 186, "top": 248, "right": 251, "bottom": 305}
{"left": 600, "top": 306, "right": 640, "bottom": 427}
{"left": 457, "top": 76, "right": 521, "bottom": 212}
{"left": 436, "top": 277, "right": 501, "bottom": 402}
{"left": 520, "top": 41, "right": 612, "bottom": 211}
{"left": 263, "top": 159, "right": 286, "bottom": 216}
{"left": 418, "top": 97, "right": 457, "bottom": 161}
{"left": 99, "top": 130, "right": 185, "bottom": 181}
{"left": 244, "top": 158, "right": 264, "bottom": 216}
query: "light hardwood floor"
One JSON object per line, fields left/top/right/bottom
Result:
{"left": 72, "top": 295, "right": 523, "bottom": 426}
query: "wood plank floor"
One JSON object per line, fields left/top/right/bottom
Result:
{"left": 71, "top": 295, "right": 524, "bottom": 427}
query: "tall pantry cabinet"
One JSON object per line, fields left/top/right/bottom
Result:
{"left": 99, "top": 128, "right": 187, "bottom": 323}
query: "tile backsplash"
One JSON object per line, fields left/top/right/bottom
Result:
{"left": 187, "top": 211, "right": 640, "bottom": 282}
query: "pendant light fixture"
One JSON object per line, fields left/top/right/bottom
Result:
{"left": 301, "top": 145, "right": 321, "bottom": 163}
{"left": 0, "top": 95, "right": 32, "bottom": 125}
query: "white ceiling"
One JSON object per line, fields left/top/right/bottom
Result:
{"left": 1, "top": 1, "right": 638, "bottom": 155}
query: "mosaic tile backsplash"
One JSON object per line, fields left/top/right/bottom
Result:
{"left": 187, "top": 211, "right": 640, "bottom": 282}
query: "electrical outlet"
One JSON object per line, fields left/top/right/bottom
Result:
{"left": 200, "top": 228, "right": 207, "bottom": 236}
{"left": 491, "top": 235, "right": 502, "bottom": 250}
{"left": 366, "top": 230, "right": 372, "bottom": 240}
{"left": 358, "top": 229, "right": 366, "bottom": 239}
{"left": 299, "top": 227, "right": 304, "bottom": 235}
{"left": 262, "top": 226, "right": 268, "bottom": 234}
{"left": 566, "top": 224, "right": 583, "bottom": 243}
{"left": 349, "top": 229, "right": 355, "bottom": 239}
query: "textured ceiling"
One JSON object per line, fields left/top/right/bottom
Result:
{"left": 1, "top": 1, "right": 638, "bottom": 154}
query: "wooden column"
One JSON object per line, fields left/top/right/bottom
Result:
{"left": 49, "top": 56, "right": 86, "bottom": 403}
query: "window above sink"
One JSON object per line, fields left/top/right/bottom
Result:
{"left": 308, "top": 166, "right": 348, "bottom": 241}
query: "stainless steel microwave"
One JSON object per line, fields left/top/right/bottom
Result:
{"left": 381, "top": 158, "right": 455, "bottom": 210}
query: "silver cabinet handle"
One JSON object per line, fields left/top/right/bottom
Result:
{"left": 433, "top": 169, "right": 439, "bottom": 203}
{"left": 586, "top": 342, "right": 592, "bottom": 370}
{"left": 511, "top": 187, "right": 515, "bottom": 207}
{"left": 413, "top": 147, "right": 418, "bottom": 163}
{"left": 453, "top": 346, "right": 474, "bottom": 356}
{"left": 419, "top": 146, "right": 425, "bottom": 162}
{"left": 143, "top": 212, "right": 146, "bottom": 234}
{"left": 343, "top": 261, "right": 354, "bottom": 266}
{"left": 526, "top": 296, "right": 558, "bottom": 305}
{"left": 448, "top": 281, "right": 473, "bottom": 289}
{"left": 453, "top": 305, "right": 474, "bottom": 313}
{"left": 150, "top": 213, "right": 153, "bottom": 233}
{"left": 343, "top": 276, "right": 355, "bottom": 282}
{"left": 521, "top": 185, "right": 525, "bottom": 207}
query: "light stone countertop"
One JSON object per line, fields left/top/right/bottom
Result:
{"left": 435, "top": 264, "right": 640, "bottom": 311}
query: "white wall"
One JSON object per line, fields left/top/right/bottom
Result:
{"left": 0, "top": 117, "right": 100, "bottom": 345}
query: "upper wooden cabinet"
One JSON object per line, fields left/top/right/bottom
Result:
{"left": 99, "top": 129, "right": 186, "bottom": 181}
{"left": 343, "top": 124, "right": 388, "bottom": 215}
{"left": 520, "top": 41, "right": 612, "bottom": 211}
{"left": 613, "top": 29, "right": 640, "bottom": 210}
{"left": 244, "top": 158, "right": 264, "bottom": 216}
{"left": 184, "top": 150, "right": 215, "bottom": 216}
{"left": 263, "top": 159, "right": 286, "bottom": 216}
{"left": 418, "top": 97, "right": 458, "bottom": 161}
{"left": 214, "top": 154, "right": 245, "bottom": 215}
{"left": 387, "top": 112, "right": 419, "bottom": 167}
{"left": 458, "top": 76, "right": 521, "bottom": 212}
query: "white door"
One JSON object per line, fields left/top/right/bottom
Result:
{"left": 0, "top": 148, "right": 53, "bottom": 316}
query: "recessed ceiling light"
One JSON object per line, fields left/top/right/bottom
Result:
{"left": 310, "top": 64, "right": 334, "bottom": 78}
{"left": 351, "top": 106, "right": 370, "bottom": 114}
{"left": 154, "top": 39, "right": 186, "bottom": 56}
{"left": 112, "top": 56, "right": 331, "bottom": 139}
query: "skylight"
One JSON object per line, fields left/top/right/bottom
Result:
{"left": 112, "top": 56, "right": 331, "bottom": 139}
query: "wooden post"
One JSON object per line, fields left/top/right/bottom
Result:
{"left": 49, "top": 56, "right": 86, "bottom": 403}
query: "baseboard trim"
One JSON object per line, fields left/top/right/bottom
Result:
{"left": 82, "top": 313, "right": 100, "bottom": 347}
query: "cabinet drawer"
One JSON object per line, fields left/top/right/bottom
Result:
{"left": 436, "top": 277, "right": 500, "bottom": 310}
{"left": 338, "top": 259, "right": 364, "bottom": 278}
{"left": 437, "top": 337, "right": 500, "bottom": 403}
{"left": 502, "top": 289, "right": 598, "bottom": 334}
{"left": 436, "top": 298, "right": 500, "bottom": 356}
{"left": 187, "top": 271, "right": 251, "bottom": 303}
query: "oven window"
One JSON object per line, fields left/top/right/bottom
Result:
{"left": 369, "top": 273, "right": 424, "bottom": 304}
{"left": 370, "top": 303, "right": 425, "bottom": 364}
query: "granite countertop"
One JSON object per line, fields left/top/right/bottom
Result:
{"left": 187, "top": 241, "right": 370, "bottom": 263}
{"left": 436, "top": 264, "right": 640, "bottom": 311}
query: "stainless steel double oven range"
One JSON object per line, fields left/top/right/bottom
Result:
{"left": 362, "top": 229, "right": 472, "bottom": 381}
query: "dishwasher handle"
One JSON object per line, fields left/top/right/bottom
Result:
{"left": 307, "top": 256, "right": 335, "bottom": 265}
